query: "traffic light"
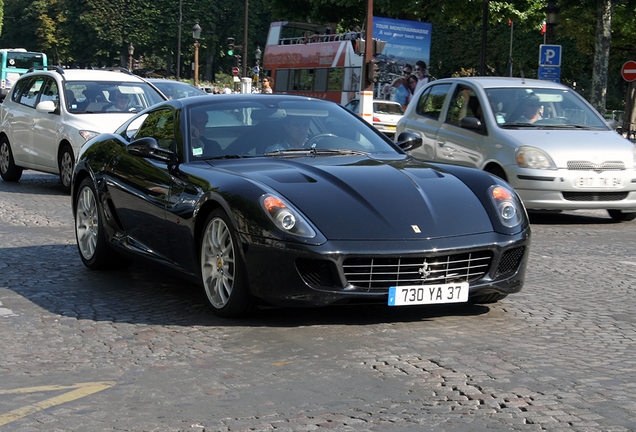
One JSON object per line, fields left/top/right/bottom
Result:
{"left": 235, "top": 54, "right": 241, "bottom": 69}
{"left": 352, "top": 38, "right": 365, "bottom": 56}
{"left": 372, "top": 38, "right": 387, "bottom": 56}
{"left": 227, "top": 37, "right": 235, "bottom": 56}
{"left": 365, "top": 59, "right": 379, "bottom": 87}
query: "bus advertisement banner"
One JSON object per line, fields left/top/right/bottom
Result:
{"left": 372, "top": 17, "right": 431, "bottom": 107}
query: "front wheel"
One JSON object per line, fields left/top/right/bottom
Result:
{"left": 58, "top": 144, "right": 74, "bottom": 193}
{"left": 200, "top": 209, "right": 253, "bottom": 317}
{"left": 75, "top": 177, "right": 122, "bottom": 269}
{"left": 0, "top": 136, "right": 23, "bottom": 182}
{"left": 607, "top": 210, "right": 636, "bottom": 221}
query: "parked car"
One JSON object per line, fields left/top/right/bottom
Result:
{"left": 0, "top": 67, "right": 166, "bottom": 192}
{"left": 344, "top": 98, "right": 404, "bottom": 138}
{"left": 396, "top": 77, "right": 636, "bottom": 221}
{"left": 72, "top": 94, "right": 530, "bottom": 317}
{"left": 146, "top": 78, "right": 207, "bottom": 99}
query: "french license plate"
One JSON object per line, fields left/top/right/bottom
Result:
{"left": 388, "top": 282, "right": 469, "bottom": 306}
{"left": 575, "top": 177, "right": 623, "bottom": 188}
{"left": 386, "top": 125, "right": 396, "bottom": 130}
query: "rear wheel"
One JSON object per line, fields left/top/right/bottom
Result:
{"left": 200, "top": 209, "right": 253, "bottom": 317}
{"left": 607, "top": 210, "right": 636, "bottom": 221}
{"left": 58, "top": 144, "right": 74, "bottom": 193}
{"left": 75, "top": 177, "right": 122, "bottom": 269}
{"left": 0, "top": 136, "right": 23, "bottom": 182}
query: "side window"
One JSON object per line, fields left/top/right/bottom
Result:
{"left": 39, "top": 79, "right": 59, "bottom": 108}
{"left": 10, "top": 78, "right": 31, "bottom": 102}
{"left": 445, "top": 85, "right": 484, "bottom": 127}
{"left": 416, "top": 84, "right": 451, "bottom": 120}
{"left": 18, "top": 76, "right": 45, "bottom": 108}
{"left": 134, "top": 108, "right": 175, "bottom": 150}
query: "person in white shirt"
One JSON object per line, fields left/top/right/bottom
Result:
{"left": 414, "top": 61, "right": 429, "bottom": 94}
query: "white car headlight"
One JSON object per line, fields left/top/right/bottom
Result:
{"left": 488, "top": 185, "right": 525, "bottom": 228}
{"left": 79, "top": 130, "right": 100, "bottom": 142}
{"left": 516, "top": 146, "right": 556, "bottom": 170}
{"left": 259, "top": 194, "right": 316, "bottom": 238}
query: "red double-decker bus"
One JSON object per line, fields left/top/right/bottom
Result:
{"left": 262, "top": 22, "right": 363, "bottom": 104}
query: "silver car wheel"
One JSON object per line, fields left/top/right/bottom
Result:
{"left": 75, "top": 184, "right": 99, "bottom": 260}
{"left": 59, "top": 147, "right": 74, "bottom": 188}
{"left": 0, "top": 141, "right": 8, "bottom": 174}
{"left": 201, "top": 216, "right": 236, "bottom": 309}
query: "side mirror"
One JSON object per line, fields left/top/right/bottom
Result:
{"left": 127, "top": 137, "right": 177, "bottom": 164}
{"left": 395, "top": 131, "right": 422, "bottom": 152}
{"left": 460, "top": 117, "right": 483, "bottom": 131}
{"left": 36, "top": 100, "right": 58, "bottom": 114}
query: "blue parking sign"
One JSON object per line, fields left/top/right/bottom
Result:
{"left": 539, "top": 45, "right": 562, "bottom": 67}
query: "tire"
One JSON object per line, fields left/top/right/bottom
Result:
{"left": 607, "top": 210, "right": 636, "bottom": 221}
{"left": 75, "top": 177, "right": 121, "bottom": 269}
{"left": 485, "top": 165, "right": 507, "bottom": 181}
{"left": 58, "top": 144, "right": 74, "bottom": 193}
{"left": 469, "top": 293, "right": 508, "bottom": 304}
{"left": 0, "top": 136, "right": 23, "bottom": 182}
{"left": 200, "top": 209, "right": 253, "bottom": 317}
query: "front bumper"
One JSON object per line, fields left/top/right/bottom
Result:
{"left": 508, "top": 167, "right": 636, "bottom": 211}
{"left": 241, "top": 229, "right": 530, "bottom": 307}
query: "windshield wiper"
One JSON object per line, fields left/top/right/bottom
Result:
{"left": 205, "top": 154, "right": 247, "bottom": 160}
{"left": 501, "top": 122, "right": 539, "bottom": 128}
{"left": 263, "top": 148, "right": 367, "bottom": 157}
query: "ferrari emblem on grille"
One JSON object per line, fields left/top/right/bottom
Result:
{"left": 411, "top": 225, "right": 421, "bottom": 233}
{"left": 418, "top": 261, "right": 431, "bottom": 279}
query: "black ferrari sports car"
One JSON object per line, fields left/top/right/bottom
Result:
{"left": 72, "top": 94, "right": 530, "bottom": 317}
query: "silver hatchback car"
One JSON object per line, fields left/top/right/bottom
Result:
{"left": 396, "top": 77, "right": 636, "bottom": 221}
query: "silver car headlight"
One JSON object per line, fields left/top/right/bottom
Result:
{"left": 488, "top": 185, "right": 524, "bottom": 228}
{"left": 259, "top": 194, "right": 316, "bottom": 238}
{"left": 516, "top": 146, "right": 556, "bottom": 170}
{"left": 79, "top": 130, "right": 100, "bottom": 142}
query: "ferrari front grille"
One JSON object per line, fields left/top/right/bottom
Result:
{"left": 343, "top": 251, "right": 493, "bottom": 293}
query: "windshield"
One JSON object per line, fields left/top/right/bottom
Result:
{"left": 151, "top": 81, "right": 206, "bottom": 99}
{"left": 185, "top": 97, "right": 399, "bottom": 160}
{"left": 64, "top": 81, "right": 165, "bottom": 114}
{"left": 486, "top": 87, "right": 607, "bottom": 129}
{"left": 6, "top": 52, "right": 45, "bottom": 70}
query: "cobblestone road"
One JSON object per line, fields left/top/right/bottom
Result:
{"left": 1, "top": 172, "right": 636, "bottom": 431}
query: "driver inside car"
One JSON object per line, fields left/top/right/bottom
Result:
{"left": 265, "top": 115, "right": 311, "bottom": 152}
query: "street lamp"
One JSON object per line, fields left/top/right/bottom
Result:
{"left": 192, "top": 21, "right": 202, "bottom": 87}
{"left": 128, "top": 42, "right": 134, "bottom": 71}
{"left": 254, "top": 46, "right": 262, "bottom": 91}
{"left": 545, "top": 0, "right": 560, "bottom": 45}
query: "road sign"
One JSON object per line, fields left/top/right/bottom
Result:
{"left": 538, "top": 66, "right": 561, "bottom": 83}
{"left": 539, "top": 44, "right": 562, "bottom": 67}
{"left": 232, "top": 67, "right": 239, "bottom": 76}
{"left": 621, "top": 60, "right": 636, "bottom": 82}
{"left": 253, "top": 66, "right": 259, "bottom": 75}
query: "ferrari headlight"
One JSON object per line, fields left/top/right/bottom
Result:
{"left": 260, "top": 194, "right": 316, "bottom": 238}
{"left": 516, "top": 146, "right": 556, "bottom": 170}
{"left": 488, "top": 185, "right": 524, "bottom": 228}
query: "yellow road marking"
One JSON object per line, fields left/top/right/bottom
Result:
{"left": 272, "top": 361, "right": 294, "bottom": 366}
{"left": 0, "top": 381, "right": 116, "bottom": 427}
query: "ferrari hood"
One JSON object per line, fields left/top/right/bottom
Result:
{"left": 216, "top": 155, "right": 495, "bottom": 241}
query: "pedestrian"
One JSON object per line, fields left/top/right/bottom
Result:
{"left": 262, "top": 77, "right": 273, "bottom": 94}
{"left": 223, "top": 84, "right": 232, "bottom": 94}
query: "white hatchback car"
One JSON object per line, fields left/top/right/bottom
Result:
{"left": 344, "top": 98, "right": 404, "bottom": 138}
{"left": 396, "top": 77, "right": 636, "bottom": 221}
{"left": 0, "top": 67, "right": 165, "bottom": 192}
